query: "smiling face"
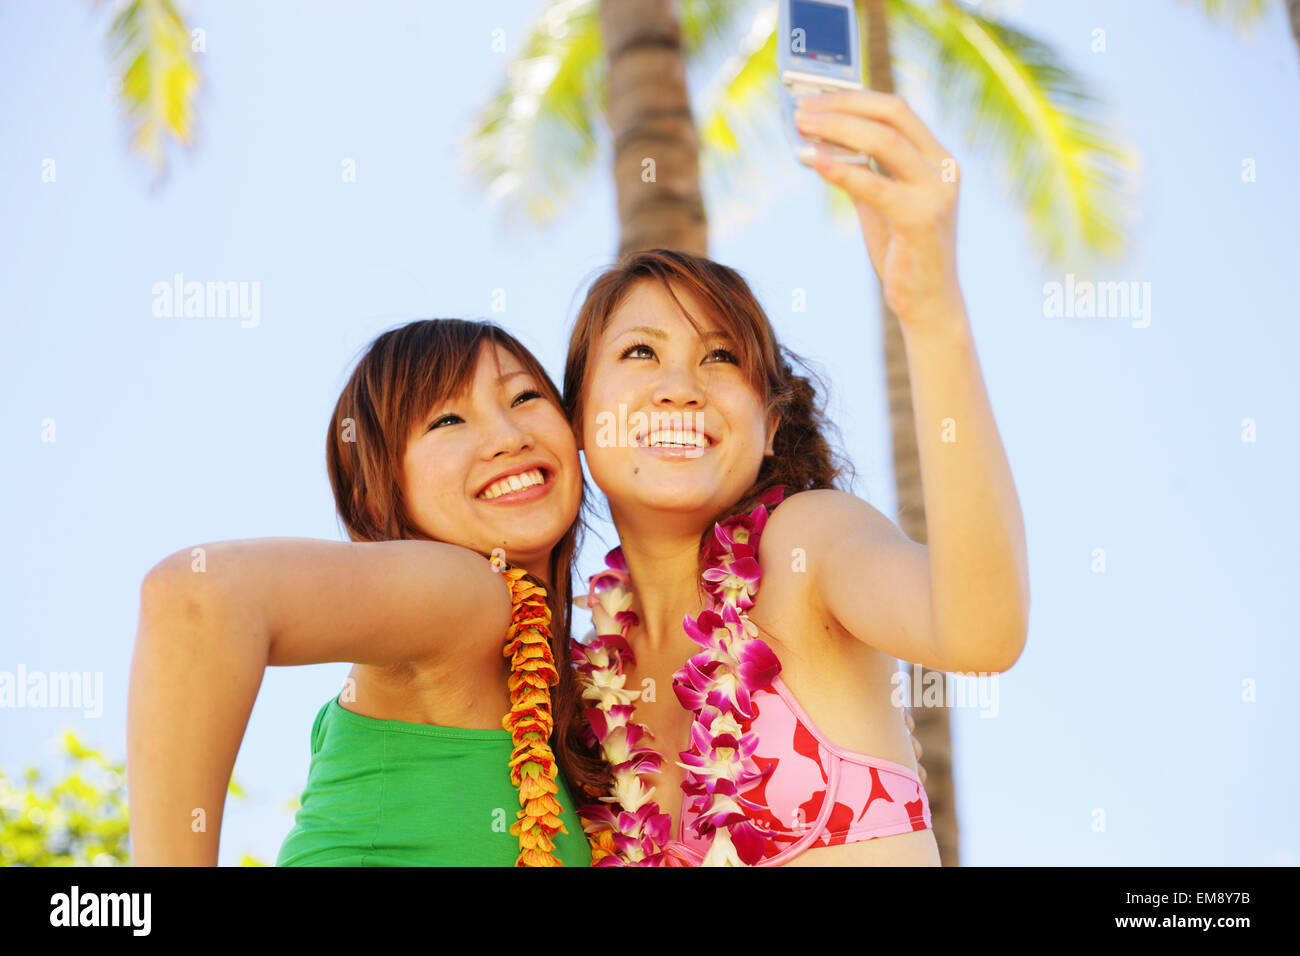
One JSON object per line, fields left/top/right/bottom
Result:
{"left": 579, "top": 280, "right": 778, "bottom": 525}
{"left": 401, "top": 341, "right": 581, "bottom": 568}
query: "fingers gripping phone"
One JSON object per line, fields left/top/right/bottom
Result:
{"left": 779, "top": 0, "right": 882, "bottom": 173}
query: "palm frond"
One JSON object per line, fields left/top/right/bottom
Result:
{"left": 681, "top": 0, "right": 759, "bottom": 55}
{"left": 695, "top": 2, "right": 781, "bottom": 172}
{"left": 1173, "top": 0, "right": 1272, "bottom": 33}
{"left": 461, "top": 0, "right": 605, "bottom": 223}
{"left": 891, "top": 0, "right": 1137, "bottom": 264}
{"left": 692, "top": 4, "right": 806, "bottom": 239}
{"left": 101, "top": 0, "right": 199, "bottom": 182}
{"left": 462, "top": 0, "right": 759, "bottom": 224}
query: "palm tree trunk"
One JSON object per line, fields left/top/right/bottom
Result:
{"left": 863, "top": 0, "right": 961, "bottom": 867}
{"left": 1289, "top": 0, "right": 1300, "bottom": 60}
{"left": 599, "top": 0, "right": 708, "bottom": 256}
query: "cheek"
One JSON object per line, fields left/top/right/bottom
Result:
{"left": 550, "top": 427, "right": 582, "bottom": 491}
{"left": 533, "top": 404, "right": 579, "bottom": 454}
{"left": 583, "top": 366, "right": 628, "bottom": 417}
{"left": 578, "top": 425, "right": 622, "bottom": 488}
{"left": 582, "top": 367, "right": 640, "bottom": 441}
{"left": 407, "top": 447, "right": 461, "bottom": 514}
{"left": 723, "top": 394, "right": 770, "bottom": 452}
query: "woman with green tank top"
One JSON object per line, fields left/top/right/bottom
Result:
{"left": 129, "top": 320, "right": 604, "bottom": 867}
{"left": 275, "top": 684, "right": 591, "bottom": 866}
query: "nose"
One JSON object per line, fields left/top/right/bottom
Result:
{"left": 651, "top": 360, "right": 705, "bottom": 409}
{"left": 482, "top": 405, "right": 535, "bottom": 459}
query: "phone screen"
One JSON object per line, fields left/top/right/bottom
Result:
{"left": 791, "top": 1, "right": 851, "bottom": 65}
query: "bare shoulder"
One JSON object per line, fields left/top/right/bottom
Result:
{"left": 761, "top": 488, "right": 939, "bottom": 665}
{"left": 758, "top": 488, "right": 927, "bottom": 618}
{"left": 761, "top": 488, "right": 903, "bottom": 558}
{"left": 756, "top": 488, "right": 876, "bottom": 600}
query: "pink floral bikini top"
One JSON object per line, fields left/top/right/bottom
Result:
{"left": 667, "top": 676, "right": 931, "bottom": 865}
{"left": 574, "top": 484, "right": 931, "bottom": 866}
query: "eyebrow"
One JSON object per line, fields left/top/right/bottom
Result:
{"left": 616, "top": 325, "right": 733, "bottom": 342}
{"left": 423, "top": 370, "right": 533, "bottom": 423}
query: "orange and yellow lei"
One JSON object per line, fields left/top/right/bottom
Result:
{"left": 499, "top": 565, "right": 569, "bottom": 866}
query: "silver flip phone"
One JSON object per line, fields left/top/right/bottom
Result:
{"left": 779, "top": 0, "right": 880, "bottom": 170}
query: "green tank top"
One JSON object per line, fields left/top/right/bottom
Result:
{"left": 276, "top": 696, "right": 592, "bottom": 866}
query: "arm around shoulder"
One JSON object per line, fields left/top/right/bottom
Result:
{"left": 126, "top": 537, "right": 510, "bottom": 864}
{"left": 141, "top": 537, "right": 513, "bottom": 668}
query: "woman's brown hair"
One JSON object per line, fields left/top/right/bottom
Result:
{"left": 326, "top": 318, "right": 607, "bottom": 796}
{"left": 563, "top": 249, "right": 853, "bottom": 568}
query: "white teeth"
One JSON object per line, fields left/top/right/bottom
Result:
{"left": 479, "top": 468, "right": 546, "bottom": 500}
{"left": 643, "top": 429, "right": 710, "bottom": 449}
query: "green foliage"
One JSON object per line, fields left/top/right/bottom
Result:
{"left": 462, "top": 0, "right": 605, "bottom": 222}
{"left": 467, "top": 0, "right": 1140, "bottom": 265}
{"left": 468, "top": 0, "right": 1282, "bottom": 265}
{"left": 0, "top": 733, "right": 130, "bottom": 867}
{"left": 894, "top": 0, "right": 1135, "bottom": 264}
{"left": 1, "top": 733, "right": 264, "bottom": 867}
{"left": 96, "top": 0, "right": 201, "bottom": 182}
{"left": 463, "top": 0, "right": 758, "bottom": 223}
{"left": 1175, "top": 0, "right": 1272, "bottom": 32}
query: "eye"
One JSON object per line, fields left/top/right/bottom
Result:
{"left": 619, "top": 340, "right": 737, "bottom": 364}
{"left": 619, "top": 341, "right": 655, "bottom": 360}
{"left": 428, "top": 413, "right": 462, "bottom": 431}
{"left": 427, "top": 389, "right": 541, "bottom": 431}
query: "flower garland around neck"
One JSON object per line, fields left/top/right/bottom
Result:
{"left": 499, "top": 564, "right": 569, "bottom": 866}
{"left": 571, "top": 484, "right": 788, "bottom": 866}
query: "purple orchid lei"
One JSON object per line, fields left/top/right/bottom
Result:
{"left": 570, "top": 484, "right": 788, "bottom": 866}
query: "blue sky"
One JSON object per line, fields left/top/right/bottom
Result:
{"left": 2, "top": 0, "right": 1296, "bottom": 866}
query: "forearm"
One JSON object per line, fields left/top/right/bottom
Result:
{"left": 127, "top": 557, "right": 270, "bottom": 865}
{"left": 901, "top": 301, "right": 1029, "bottom": 671}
